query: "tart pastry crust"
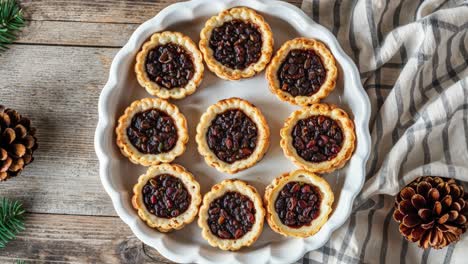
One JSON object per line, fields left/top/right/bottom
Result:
{"left": 199, "top": 7, "right": 274, "bottom": 80}
{"left": 264, "top": 169, "right": 334, "bottom": 238}
{"left": 198, "top": 179, "right": 265, "bottom": 251}
{"left": 280, "top": 103, "right": 355, "bottom": 173}
{"left": 266, "top": 38, "right": 338, "bottom": 105}
{"left": 135, "top": 31, "right": 204, "bottom": 99}
{"left": 116, "top": 98, "right": 188, "bottom": 166}
{"left": 132, "top": 164, "right": 202, "bottom": 232}
{"left": 196, "top": 97, "right": 270, "bottom": 174}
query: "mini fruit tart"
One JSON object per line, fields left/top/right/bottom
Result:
{"left": 264, "top": 169, "right": 334, "bottom": 238}
{"left": 280, "top": 103, "right": 355, "bottom": 173}
{"left": 132, "top": 164, "right": 202, "bottom": 232}
{"left": 199, "top": 7, "right": 274, "bottom": 80}
{"left": 116, "top": 98, "right": 188, "bottom": 166}
{"left": 266, "top": 38, "right": 338, "bottom": 105}
{"left": 198, "top": 179, "right": 265, "bottom": 251}
{"left": 196, "top": 98, "right": 270, "bottom": 174}
{"left": 135, "top": 31, "right": 204, "bottom": 99}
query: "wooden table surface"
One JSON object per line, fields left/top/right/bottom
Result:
{"left": 0, "top": 1, "right": 302, "bottom": 263}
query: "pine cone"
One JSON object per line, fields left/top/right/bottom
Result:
{"left": 0, "top": 105, "right": 38, "bottom": 181}
{"left": 393, "top": 176, "right": 468, "bottom": 249}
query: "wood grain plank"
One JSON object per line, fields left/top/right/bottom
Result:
{"left": 16, "top": 21, "right": 138, "bottom": 47}
{"left": 0, "top": 44, "right": 117, "bottom": 216}
{"left": 0, "top": 213, "right": 173, "bottom": 264}
{"left": 1, "top": 1, "right": 305, "bottom": 263}
{"left": 15, "top": 0, "right": 303, "bottom": 47}
{"left": 20, "top": 0, "right": 179, "bottom": 24}
{"left": 20, "top": 0, "right": 303, "bottom": 24}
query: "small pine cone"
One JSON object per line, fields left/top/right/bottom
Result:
{"left": 393, "top": 176, "right": 468, "bottom": 249}
{"left": 0, "top": 105, "right": 38, "bottom": 181}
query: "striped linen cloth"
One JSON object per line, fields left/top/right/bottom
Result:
{"left": 297, "top": 0, "right": 468, "bottom": 263}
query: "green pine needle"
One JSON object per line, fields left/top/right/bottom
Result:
{"left": 0, "top": 198, "right": 25, "bottom": 249}
{"left": 0, "top": 0, "right": 25, "bottom": 51}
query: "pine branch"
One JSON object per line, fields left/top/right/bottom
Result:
{"left": 0, "top": 198, "right": 25, "bottom": 248}
{"left": 0, "top": 0, "right": 25, "bottom": 51}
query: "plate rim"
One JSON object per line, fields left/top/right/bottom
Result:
{"left": 94, "top": 0, "right": 371, "bottom": 263}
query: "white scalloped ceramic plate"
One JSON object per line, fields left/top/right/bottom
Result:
{"left": 94, "top": 0, "right": 371, "bottom": 263}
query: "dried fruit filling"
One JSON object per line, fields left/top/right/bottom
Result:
{"left": 206, "top": 109, "right": 258, "bottom": 164}
{"left": 209, "top": 20, "right": 263, "bottom": 70}
{"left": 275, "top": 181, "right": 322, "bottom": 228}
{"left": 292, "top": 115, "right": 343, "bottom": 163}
{"left": 208, "top": 191, "right": 256, "bottom": 239}
{"left": 278, "top": 49, "right": 327, "bottom": 97}
{"left": 142, "top": 174, "right": 191, "bottom": 218}
{"left": 127, "top": 109, "right": 178, "bottom": 154}
{"left": 145, "top": 43, "right": 195, "bottom": 89}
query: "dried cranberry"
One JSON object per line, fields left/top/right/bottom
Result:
{"left": 207, "top": 192, "right": 256, "bottom": 239}
{"left": 142, "top": 174, "right": 191, "bottom": 218}
{"left": 277, "top": 49, "right": 327, "bottom": 96}
{"left": 209, "top": 20, "right": 262, "bottom": 70}
{"left": 206, "top": 109, "right": 258, "bottom": 164}
{"left": 145, "top": 43, "right": 195, "bottom": 89}
{"left": 127, "top": 109, "right": 178, "bottom": 154}
{"left": 275, "top": 181, "right": 321, "bottom": 228}
{"left": 291, "top": 115, "right": 343, "bottom": 162}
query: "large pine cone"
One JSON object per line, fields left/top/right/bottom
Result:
{"left": 0, "top": 105, "right": 38, "bottom": 181}
{"left": 393, "top": 176, "right": 468, "bottom": 249}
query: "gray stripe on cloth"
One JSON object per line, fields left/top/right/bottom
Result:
{"left": 297, "top": 1, "right": 468, "bottom": 263}
{"left": 340, "top": 0, "right": 406, "bottom": 260}
{"left": 337, "top": 199, "right": 374, "bottom": 262}
{"left": 335, "top": 0, "right": 367, "bottom": 258}
{"left": 409, "top": 103, "right": 468, "bottom": 133}
{"left": 388, "top": 127, "right": 417, "bottom": 263}
{"left": 341, "top": 0, "right": 388, "bottom": 261}
{"left": 443, "top": 244, "right": 455, "bottom": 264}
{"left": 312, "top": 0, "right": 319, "bottom": 22}
{"left": 400, "top": 238, "right": 409, "bottom": 264}
{"left": 360, "top": 0, "right": 407, "bottom": 261}
{"left": 429, "top": 17, "right": 461, "bottom": 32}
{"left": 433, "top": 0, "right": 450, "bottom": 13}
{"left": 303, "top": 243, "right": 365, "bottom": 263}
{"left": 348, "top": 0, "right": 361, "bottom": 67}
{"left": 405, "top": 19, "right": 430, "bottom": 129}
{"left": 376, "top": 0, "right": 390, "bottom": 42}
{"left": 394, "top": 20, "right": 431, "bottom": 261}
{"left": 462, "top": 78, "right": 468, "bottom": 157}
{"left": 380, "top": 207, "right": 395, "bottom": 264}
{"left": 421, "top": 110, "right": 433, "bottom": 176}
{"left": 421, "top": 249, "right": 431, "bottom": 264}
{"left": 429, "top": 17, "right": 455, "bottom": 181}
{"left": 439, "top": 21, "right": 465, "bottom": 263}
{"left": 320, "top": 246, "right": 363, "bottom": 263}
{"left": 358, "top": 195, "right": 383, "bottom": 261}
{"left": 321, "top": 240, "right": 330, "bottom": 263}
{"left": 365, "top": 84, "right": 394, "bottom": 90}
{"left": 332, "top": 0, "right": 343, "bottom": 35}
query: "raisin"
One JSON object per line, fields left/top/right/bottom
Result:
{"left": 209, "top": 20, "right": 262, "bottom": 70}
{"left": 142, "top": 174, "right": 191, "bottom": 218}
{"left": 207, "top": 192, "right": 256, "bottom": 239}
{"left": 275, "top": 182, "right": 321, "bottom": 228}
{"left": 291, "top": 115, "right": 343, "bottom": 162}
{"left": 206, "top": 109, "right": 257, "bottom": 164}
{"left": 145, "top": 43, "right": 195, "bottom": 89}
{"left": 277, "top": 49, "right": 327, "bottom": 97}
{"left": 127, "top": 109, "right": 178, "bottom": 154}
